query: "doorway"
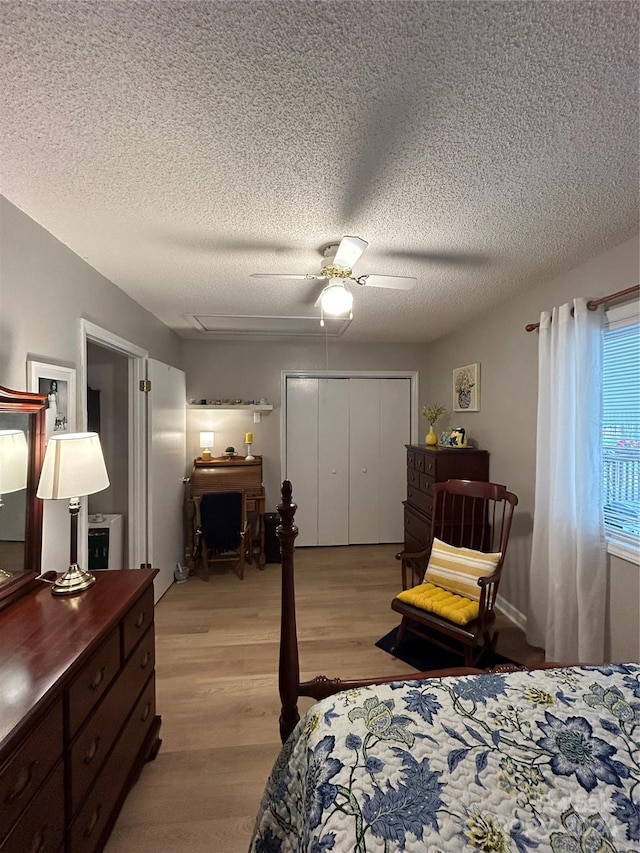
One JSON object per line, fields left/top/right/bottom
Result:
{"left": 79, "top": 320, "right": 147, "bottom": 572}
{"left": 86, "top": 341, "right": 129, "bottom": 569}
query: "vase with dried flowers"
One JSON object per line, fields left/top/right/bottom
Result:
{"left": 421, "top": 402, "right": 446, "bottom": 446}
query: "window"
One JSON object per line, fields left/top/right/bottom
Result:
{"left": 602, "top": 305, "right": 640, "bottom": 555}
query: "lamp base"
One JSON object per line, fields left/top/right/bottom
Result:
{"left": 51, "top": 563, "right": 96, "bottom": 595}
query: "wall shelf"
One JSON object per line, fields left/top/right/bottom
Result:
{"left": 187, "top": 404, "right": 273, "bottom": 412}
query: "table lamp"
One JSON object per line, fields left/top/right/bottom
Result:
{"left": 37, "top": 432, "right": 110, "bottom": 595}
{"left": 0, "top": 429, "right": 28, "bottom": 579}
{"left": 200, "top": 431, "right": 214, "bottom": 461}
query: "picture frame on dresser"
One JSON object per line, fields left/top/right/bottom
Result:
{"left": 27, "top": 359, "right": 77, "bottom": 438}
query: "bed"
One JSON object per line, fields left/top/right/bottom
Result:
{"left": 250, "top": 482, "right": 640, "bottom": 852}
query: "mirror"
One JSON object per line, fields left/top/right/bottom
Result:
{"left": 0, "top": 384, "right": 46, "bottom": 607}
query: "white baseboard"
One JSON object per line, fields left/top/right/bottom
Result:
{"left": 496, "top": 596, "right": 527, "bottom": 632}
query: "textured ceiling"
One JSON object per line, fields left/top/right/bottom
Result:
{"left": 1, "top": 1, "right": 638, "bottom": 342}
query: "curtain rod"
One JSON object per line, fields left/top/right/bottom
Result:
{"left": 525, "top": 284, "right": 640, "bottom": 332}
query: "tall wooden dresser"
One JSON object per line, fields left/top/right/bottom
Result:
{"left": 404, "top": 445, "right": 490, "bottom": 551}
{"left": 0, "top": 569, "right": 161, "bottom": 853}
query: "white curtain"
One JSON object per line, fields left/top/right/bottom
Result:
{"left": 527, "top": 298, "right": 607, "bottom": 662}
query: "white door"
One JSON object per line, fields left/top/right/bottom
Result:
{"left": 285, "top": 375, "right": 411, "bottom": 546}
{"left": 379, "top": 379, "right": 411, "bottom": 542}
{"left": 349, "top": 379, "right": 381, "bottom": 543}
{"left": 286, "top": 377, "right": 319, "bottom": 546}
{"left": 318, "top": 378, "right": 349, "bottom": 545}
{"left": 147, "top": 359, "right": 186, "bottom": 602}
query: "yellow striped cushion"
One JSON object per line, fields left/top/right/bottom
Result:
{"left": 396, "top": 582, "right": 479, "bottom": 625}
{"left": 423, "top": 537, "right": 501, "bottom": 602}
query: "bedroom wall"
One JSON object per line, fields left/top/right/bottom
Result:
{"left": 0, "top": 195, "right": 184, "bottom": 571}
{"left": 182, "top": 340, "right": 427, "bottom": 510}
{"left": 424, "top": 236, "right": 640, "bottom": 657}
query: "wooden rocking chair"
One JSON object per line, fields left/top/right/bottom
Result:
{"left": 391, "top": 479, "right": 518, "bottom": 666}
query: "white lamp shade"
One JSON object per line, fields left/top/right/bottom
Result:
{"left": 320, "top": 280, "right": 353, "bottom": 316}
{"left": 0, "top": 430, "right": 28, "bottom": 494}
{"left": 37, "top": 432, "right": 109, "bottom": 500}
{"left": 200, "top": 431, "right": 214, "bottom": 448}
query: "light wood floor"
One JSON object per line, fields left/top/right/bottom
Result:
{"left": 105, "top": 544, "right": 544, "bottom": 853}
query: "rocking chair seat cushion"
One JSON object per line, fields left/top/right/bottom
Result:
{"left": 396, "top": 582, "right": 479, "bottom": 625}
{"left": 423, "top": 537, "right": 501, "bottom": 602}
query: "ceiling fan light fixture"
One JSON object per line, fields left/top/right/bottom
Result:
{"left": 320, "top": 280, "right": 353, "bottom": 316}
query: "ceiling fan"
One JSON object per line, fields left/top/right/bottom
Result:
{"left": 251, "top": 236, "right": 415, "bottom": 323}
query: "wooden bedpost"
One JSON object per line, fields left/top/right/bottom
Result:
{"left": 277, "top": 480, "right": 300, "bottom": 743}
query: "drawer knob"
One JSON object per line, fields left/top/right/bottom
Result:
{"left": 141, "top": 701, "right": 152, "bottom": 722}
{"left": 84, "top": 736, "right": 101, "bottom": 764}
{"left": 5, "top": 759, "right": 38, "bottom": 803}
{"left": 84, "top": 804, "right": 103, "bottom": 838}
{"left": 361, "top": 468, "right": 367, "bottom": 473}
{"left": 141, "top": 650, "right": 151, "bottom": 669}
{"left": 90, "top": 666, "right": 106, "bottom": 691}
{"left": 27, "top": 826, "right": 47, "bottom": 853}
{"left": 135, "top": 611, "right": 146, "bottom": 628}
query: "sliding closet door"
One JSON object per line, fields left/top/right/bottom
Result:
{"left": 286, "top": 374, "right": 412, "bottom": 546}
{"left": 318, "top": 378, "right": 349, "bottom": 545}
{"left": 286, "top": 377, "right": 319, "bottom": 546}
{"left": 379, "top": 378, "right": 411, "bottom": 542}
{"left": 349, "top": 379, "right": 381, "bottom": 543}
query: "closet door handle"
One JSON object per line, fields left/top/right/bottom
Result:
{"left": 362, "top": 468, "right": 367, "bottom": 473}
{"left": 331, "top": 469, "right": 337, "bottom": 474}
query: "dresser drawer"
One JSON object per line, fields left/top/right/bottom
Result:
{"left": 407, "top": 467, "right": 420, "bottom": 489}
{"left": 423, "top": 453, "right": 436, "bottom": 476}
{"left": 0, "top": 700, "right": 63, "bottom": 842}
{"left": 1, "top": 761, "right": 64, "bottom": 853}
{"left": 418, "top": 472, "right": 435, "bottom": 495}
{"left": 67, "top": 629, "right": 121, "bottom": 739}
{"left": 69, "top": 674, "right": 156, "bottom": 853}
{"left": 403, "top": 504, "right": 430, "bottom": 550}
{"left": 69, "top": 626, "right": 155, "bottom": 815}
{"left": 407, "top": 484, "right": 433, "bottom": 517}
{"left": 121, "top": 585, "right": 154, "bottom": 659}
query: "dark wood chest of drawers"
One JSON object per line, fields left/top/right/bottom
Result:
{"left": 404, "top": 445, "right": 490, "bottom": 551}
{"left": 0, "top": 570, "right": 161, "bottom": 853}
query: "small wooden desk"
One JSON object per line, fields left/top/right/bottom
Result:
{"left": 186, "top": 456, "right": 266, "bottom": 568}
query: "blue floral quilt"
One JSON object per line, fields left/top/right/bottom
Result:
{"left": 250, "top": 665, "right": 640, "bottom": 852}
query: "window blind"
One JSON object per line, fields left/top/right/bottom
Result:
{"left": 602, "top": 317, "right": 640, "bottom": 540}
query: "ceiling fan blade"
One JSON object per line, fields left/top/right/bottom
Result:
{"left": 333, "top": 236, "right": 368, "bottom": 270}
{"left": 250, "top": 273, "right": 325, "bottom": 280}
{"left": 354, "top": 274, "right": 416, "bottom": 290}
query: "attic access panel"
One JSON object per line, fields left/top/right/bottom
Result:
{"left": 185, "top": 313, "right": 351, "bottom": 337}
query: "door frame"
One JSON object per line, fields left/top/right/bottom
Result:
{"left": 280, "top": 370, "right": 419, "bottom": 485}
{"left": 79, "top": 319, "right": 148, "bottom": 569}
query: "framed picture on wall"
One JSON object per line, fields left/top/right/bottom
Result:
{"left": 452, "top": 363, "right": 480, "bottom": 412}
{"left": 27, "top": 359, "right": 76, "bottom": 438}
